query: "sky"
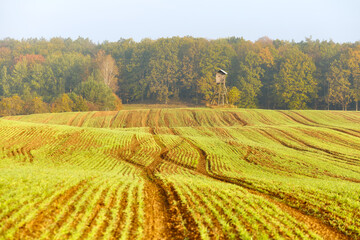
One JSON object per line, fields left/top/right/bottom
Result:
{"left": 0, "top": 0, "right": 359, "bottom": 43}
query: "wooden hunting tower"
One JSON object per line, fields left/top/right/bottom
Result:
{"left": 211, "top": 69, "right": 228, "bottom": 105}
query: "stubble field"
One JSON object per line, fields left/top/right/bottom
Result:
{"left": 0, "top": 108, "right": 360, "bottom": 239}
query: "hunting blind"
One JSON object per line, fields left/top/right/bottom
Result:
{"left": 211, "top": 69, "right": 229, "bottom": 105}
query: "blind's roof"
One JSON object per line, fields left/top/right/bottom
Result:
{"left": 217, "top": 69, "right": 228, "bottom": 75}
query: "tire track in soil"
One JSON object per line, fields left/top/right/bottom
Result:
{"left": 279, "top": 111, "right": 318, "bottom": 127}
{"left": 258, "top": 129, "right": 308, "bottom": 152}
{"left": 128, "top": 189, "right": 139, "bottom": 240}
{"left": 145, "top": 127, "right": 187, "bottom": 240}
{"left": 67, "top": 112, "right": 80, "bottom": 126}
{"left": 42, "top": 115, "right": 54, "bottom": 124}
{"left": 278, "top": 128, "right": 360, "bottom": 167}
{"left": 112, "top": 127, "right": 195, "bottom": 239}
{"left": 142, "top": 109, "right": 151, "bottom": 128}
{"left": 77, "top": 112, "right": 91, "bottom": 127}
{"left": 330, "top": 127, "right": 360, "bottom": 139}
{"left": 183, "top": 138, "right": 347, "bottom": 240}
{"left": 229, "top": 112, "right": 248, "bottom": 126}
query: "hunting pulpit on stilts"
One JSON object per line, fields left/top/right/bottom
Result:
{"left": 211, "top": 69, "right": 228, "bottom": 105}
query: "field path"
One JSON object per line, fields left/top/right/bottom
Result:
{"left": 143, "top": 178, "right": 169, "bottom": 240}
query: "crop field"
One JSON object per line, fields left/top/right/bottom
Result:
{"left": 1, "top": 108, "right": 360, "bottom": 239}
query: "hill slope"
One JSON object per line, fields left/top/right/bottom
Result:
{"left": 1, "top": 108, "right": 360, "bottom": 239}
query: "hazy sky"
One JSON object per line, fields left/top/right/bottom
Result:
{"left": 0, "top": 0, "right": 359, "bottom": 43}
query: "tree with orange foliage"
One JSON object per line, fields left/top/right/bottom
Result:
{"left": 95, "top": 50, "right": 119, "bottom": 92}
{"left": 0, "top": 95, "right": 24, "bottom": 116}
{"left": 24, "top": 97, "right": 49, "bottom": 114}
{"left": 51, "top": 94, "right": 74, "bottom": 113}
{"left": 15, "top": 54, "right": 45, "bottom": 67}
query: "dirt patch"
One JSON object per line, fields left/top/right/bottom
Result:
{"left": 144, "top": 180, "right": 172, "bottom": 239}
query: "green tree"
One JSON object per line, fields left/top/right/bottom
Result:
{"left": 177, "top": 38, "right": 198, "bottom": 101}
{"left": 11, "top": 59, "right": 29, "bottom": 96}
{"left": 273, "top": 46, "right": 317, "bottom": 109}
{"left": 120, "top": 39, "right": 153, "bottom": 103}
{"left": 327, "top": 58, "right": 353, "bottom": 110}
{"left": 147, "top": 38, "right": 180, "bottom": 104}
{"left": 236, "top": 51, "right": 264, "bottom": 108}
{"left": 197, "top": 40, "right": 234, "bottom": 102}
{"left": 75, "top": 80, "right": 115, "bottom": 110}
{"left": 0, "top": 66, "right": 10, "bottom": 97}
{"left": 68, "top": 92, "right": 89, "bottom": 111}
{"left": 228, "top": 86, "right": 241, "bottom": 105}
{"left": 348, "top": 48, "right": 360, "bottom": 111}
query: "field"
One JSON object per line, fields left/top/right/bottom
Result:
{"left": 1, "top": 108, "right": 360, "bottom": 239}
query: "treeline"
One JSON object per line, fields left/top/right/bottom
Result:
{"left": 0, "top": 37, "right": 359, "bottom": 115}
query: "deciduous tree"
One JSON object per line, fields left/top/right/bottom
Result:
{"left": 273, "top": 46, "right": 316, "bottom": 109}
{"left": 327, "top": 58, "right": 353, "bottom": 110}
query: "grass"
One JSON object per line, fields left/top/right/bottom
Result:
{"left": 1, "top": 108, "right": 360, "bottom": 239}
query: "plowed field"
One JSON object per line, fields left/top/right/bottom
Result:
{"left": 1, "top": 108, "right": 360, "bottom": 239}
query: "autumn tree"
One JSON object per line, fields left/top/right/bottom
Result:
{"left": 0, "top": 95, "right": 24, "bottom": 116}
{"left": 24, "top": 97, "right": 49, "bottom": 114}
{"left": 51, "top": 94, "right": 74, "bottom": 113}
{"left": 95, "top": 50, "right": 119, "bottom": 92}
{"left": 348, "top": 48, "right": 360, "bottom": 111}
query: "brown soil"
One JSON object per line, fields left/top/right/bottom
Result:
{"left": 143, "top": 180, "right": 171, "bottom": 240}
{"left": 13, "top": 181, "right": 86, "bottom": 239}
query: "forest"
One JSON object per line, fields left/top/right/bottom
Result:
{"left": 0, "top": 36, "right": 359, "bottom": 116}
